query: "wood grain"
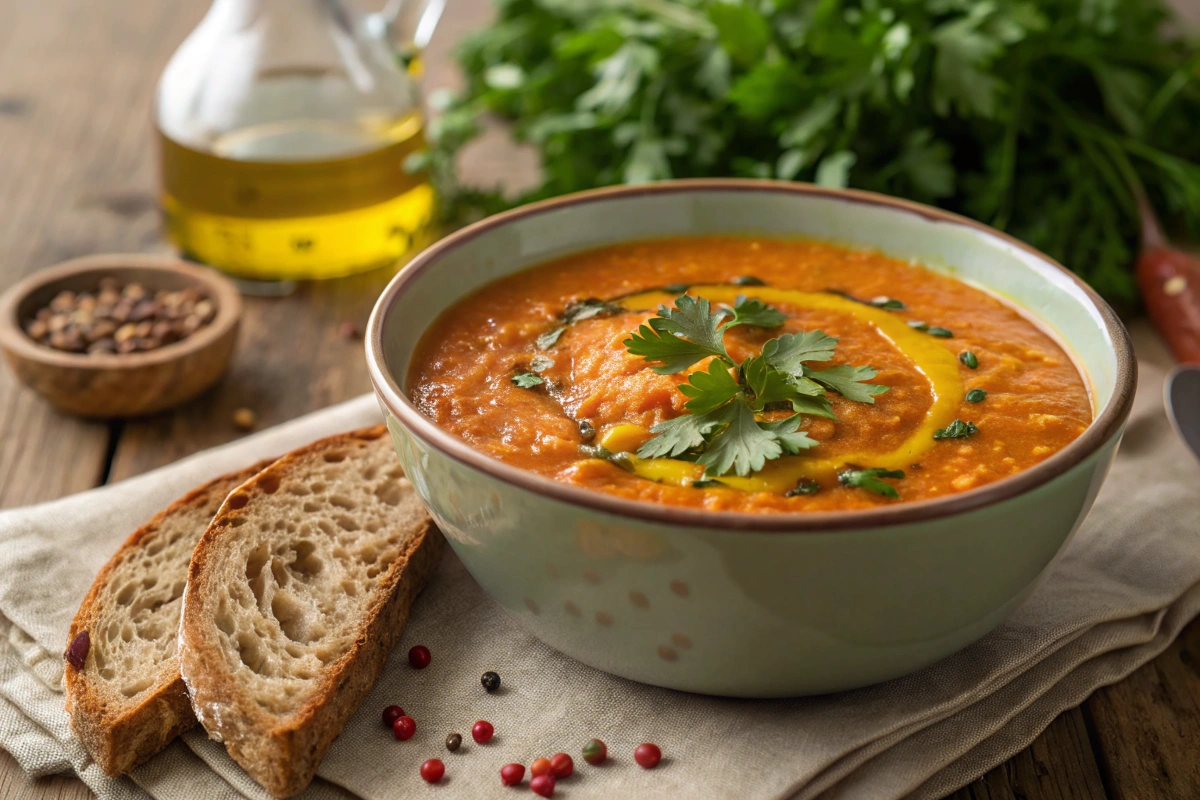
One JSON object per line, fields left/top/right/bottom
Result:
{"left": 1086, "top": 616, "right": 1200, "bottom": 799}
{"left": 943, "top": 709, "right": 1109, "bottom": 800}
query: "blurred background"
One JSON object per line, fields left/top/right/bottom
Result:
{"left": 0, "top": 0, "right": 1199, "bottom": 797}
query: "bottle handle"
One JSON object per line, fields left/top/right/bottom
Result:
{"left": 369, "top": 0, "right": 445, "bottom": 51}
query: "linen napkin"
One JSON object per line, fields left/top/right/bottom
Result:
{"left": 0, "top": 320, "right": 1197, "bottom": 800}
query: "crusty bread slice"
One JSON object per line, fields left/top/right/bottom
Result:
{"left": 65, "top": 459, "right": 276, "bottom": 776}
{"left": 178, "top": 425, "right": 442, "bottom": 798}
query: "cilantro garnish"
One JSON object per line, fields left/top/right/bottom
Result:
{"left": 907, "top": 321, "right": 953, "bottom": 338}
{"left": 529, "top": 355, "right": 555, "bottom": 373}
{"left": 623, "top": 294, "right": 887, "bottom": 478}
{"left": 934, "top": 419, "right": 979, "bottom": 439}
{"left": 719, "top": 295, "right": 788, "bottom": 329}
{"left": 511, "top": 373, "right": 543, "bottom": 388}
{"left": 838, "top": 467, "right": 905, "bottom": 499}
{"left": 828, "top": 290, "right": 906, "bottom": 311}
{"left": 537, "top": 327, "right": 566, "bottom": 350}
{"left": 562, "top": 298, "right": 623, "bottom": 325}
{"left": 785, "top": 478, "right": 821, "bottom": 497}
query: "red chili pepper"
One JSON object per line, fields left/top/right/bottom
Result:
{"left": 1136, "top": 192, "right": 1200, "bottom": 364}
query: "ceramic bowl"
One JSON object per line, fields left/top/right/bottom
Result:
{"left": 366, "top": 180, "right": 1135, "bottom": 698}
{"left": 0, "top": 254, "right": 242, "bottom": 418}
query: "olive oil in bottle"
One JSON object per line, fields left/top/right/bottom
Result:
{"left": 160, "top": 114, "right": 434, "bottom": 281}
{"left": 155, "top": 0, "right": 445, "bottom": 282}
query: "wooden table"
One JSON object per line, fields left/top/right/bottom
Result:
{"left": 1, "top": 0, "right": 1198, "bottom": 797}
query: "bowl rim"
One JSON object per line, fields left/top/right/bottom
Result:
{"left": 366, "top": 179, "right": 1137, "bottom": 532}
{"left": 0, "top": 253, "right": 243, "bottom": 369}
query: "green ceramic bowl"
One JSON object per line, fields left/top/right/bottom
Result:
{"left": 366, "top": 180, "right": 1135, "bottom": 698}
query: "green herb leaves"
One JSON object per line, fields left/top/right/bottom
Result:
{"left": 719, "top": 296, "right": 787, "bottom": 329}
{"left": 625, "top": 295, "right": 731, "bottom": 374}
{"left": 511, "top": 373, "right": 543, "bottom": 389}
{"left": 965, "top": 388, "right": 988, "bottom": 403}
{"left": 838, "top": 467, "right": 906, "bottom": 499}
{"left": 436, "top": 0, "right": 1200, "bottom": 307}
{"left": 625, "top": 294, "right": 886, "bottom": 477}
{"left": 934, "top": 419, "right": 979, "bottom": 439}
{"left": 959, "top": 351, "right": 979, "bottom": 369}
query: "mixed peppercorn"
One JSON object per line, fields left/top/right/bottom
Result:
{"left": 24, "top": 280, "right": 216, "bottom": 355}
{"left": 386, "top": 645, "right": 664, "bottom": 794}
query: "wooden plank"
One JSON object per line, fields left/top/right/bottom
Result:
{"left": 1084, "top": 616, "right": 1200, "bottom": 799}
{"left": 942, "top": 708, "right": 1109, "bottom": 800}
{"left": 0, "top": 749, "right": 88, "bottom": 800}
{"left": 0, "top": 0, "right": 166, "bottom": 507}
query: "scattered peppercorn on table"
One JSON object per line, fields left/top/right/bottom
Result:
{"left": 1, "top": 0, "right": 1199, "bottom": 798}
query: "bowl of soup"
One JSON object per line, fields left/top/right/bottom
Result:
{"left": 366, "top": 180, "right": 1135, "bottom": 697}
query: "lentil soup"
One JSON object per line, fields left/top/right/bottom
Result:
{"left": 408, "top": 237, "right": 1092, "bottom": 512}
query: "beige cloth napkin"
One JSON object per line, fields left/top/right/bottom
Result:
{"left": 0, "top": 321, "right": 1197, "bottom": 800}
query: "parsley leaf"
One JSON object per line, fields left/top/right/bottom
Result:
{"left": 838, "top": 467, "right": 905, "bottom": 499}
{"left": 789, "top": 394, "right": 837, "bottom": 420}
{"left": 807, "top": 365, "right": 889, "bottom": 404}
{"left": 721, "top": 295, "right": 787, "bottom": 329}
{"left": 512, "top": 373, "right": 543, "bottom": 388}
{"left": 742, "top": 355, "right": 801, "bottom": 410}
{"left": 624, "top": 295, "right": 730, "bottom": 374}
{"left": 759, "top": 415, "right": 818, "bottom": 455}
{"left": 785, "top": 478, "right": 821, "bottom": 497}
{"left": 637, "top": 405, "right": 732, "bottom": 460}
{"left": 537, "top": 327, "right": 566, "bottom": 350}
{"left": 698, "top": 397, "right": 782, "bottom": 477}
{"left": 563, "top": 298, "right": 623, "bottom": 324}
{"left": 678, "top": 359, "right": 741, "bottom": 414}
{"left": 761, "top": 330, "right": 838, "bottom": 373}
{"left": 934, "top": 419, "right": 979, "bottom": 439}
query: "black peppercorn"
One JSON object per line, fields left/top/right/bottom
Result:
{"left": 481, "top": 671, "right": 501, "bottom": 692}
{"left": 445, "top": 733, "right": 462, "bottom": 752}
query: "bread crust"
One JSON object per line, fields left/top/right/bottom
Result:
{"left": 178, "top": 425, "right": 442, "bottom": 798}
{"left": 65, "top": 459, "right": 276, "bottom": 777}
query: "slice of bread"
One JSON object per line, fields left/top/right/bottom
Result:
{"left": 65, "top": 459, "right": 275, "bottom": 776}
{"left": 178, "top": 425, "right": 442, "bottom": 798}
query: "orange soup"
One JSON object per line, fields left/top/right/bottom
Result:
{"left": 408, "top": 237, "right": 1092, "bottom": 512}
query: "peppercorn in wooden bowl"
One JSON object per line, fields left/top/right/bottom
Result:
{"left": 0, "top": 254, "right": 241, "bottom": 417}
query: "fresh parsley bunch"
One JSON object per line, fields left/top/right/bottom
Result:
{"left": 427, "top": 0, "right": 1200, "bottom": 307}
{"left": 623, "top": 295, "right": 886, "bottom": 476}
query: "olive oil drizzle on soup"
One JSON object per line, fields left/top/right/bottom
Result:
{"left": 408, "top": 237, "right": 1092, "bottom": 512}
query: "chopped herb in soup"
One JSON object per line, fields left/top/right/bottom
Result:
{"left": 408, "top": 237, "right": 1092, "bottom": 512}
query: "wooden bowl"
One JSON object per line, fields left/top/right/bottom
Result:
{"left": 0, "top": 254, "right": 242, "bottom": 418}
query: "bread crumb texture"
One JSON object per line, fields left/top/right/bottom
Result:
{"left": 200, "top": 433, "right": 423, "bottom": 715}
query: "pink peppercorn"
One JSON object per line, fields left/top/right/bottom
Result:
{"left": 392, "top": 715, "right": 416, "bottom": 741}
{"left": 408, "top": 645, "right": 431, "bottom": 669}
{"left": 530, "top": 774, "right": 556, "bottom": 797}
{"left": 420, "top": 759, "right": 444, "bottom": 783}
{"left": 382, "top": 705, "right": 404, "bottom": 728}
{"left": 550, "top": 753, "right": 574, "bottom": 778}
{"left": 500, "top": 763, "right": 525, "bottom": 786}
{"left": 471, "top": 719, "right": 494, "bottom": 743}
{"left": 634, "top": 743, "right": 662, "bottom": 769}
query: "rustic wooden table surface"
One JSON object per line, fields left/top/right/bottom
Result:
{"left": 1, "top": 0, "right": 1198, "bottom": 798}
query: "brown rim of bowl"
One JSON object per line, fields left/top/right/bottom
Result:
{"left": 0, "top": 254, "right": 242, "bottom": 369}
{"left": 366, "top": 179, "right": 1137, "bottom": 533}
